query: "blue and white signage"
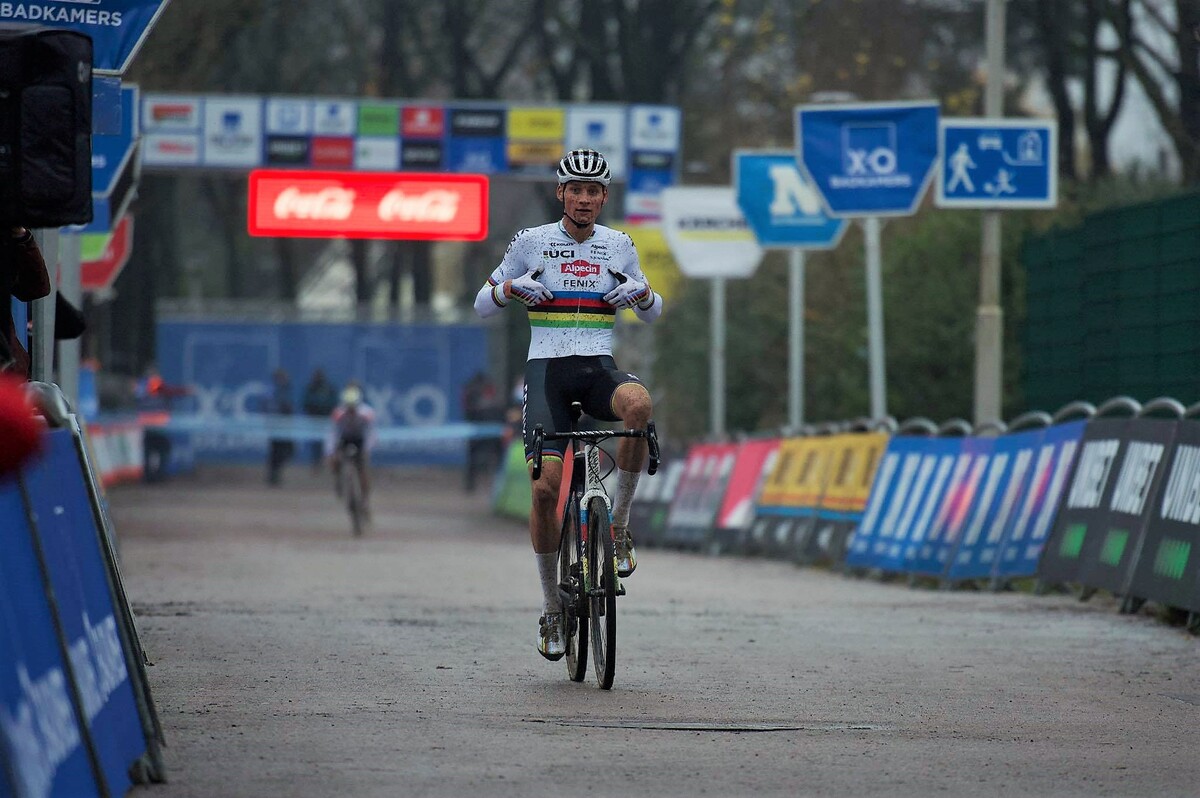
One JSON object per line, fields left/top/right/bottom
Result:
{"left": 733, "top": 151, "right": 847, "bottom": 250}
{"left": 936, "top": 118, "right": 1058, "bottom": 209}
{"left": 795, "top": 101, "right": 939, "bottom": 217}
{"left": 92, "top": 85, "right": 139, "bottom": 197}
{"left": 0, "top": 0, "right": 172, "bottom": 75}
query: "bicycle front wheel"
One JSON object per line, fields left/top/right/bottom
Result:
{"left": 586, "top": 497, "right": 617, "bottom": 689}
{"left": 346, "top": 468, "right": 365, "bottom": 537}
{"left": 559, "top": 493, "right": 587, "bottom": 682}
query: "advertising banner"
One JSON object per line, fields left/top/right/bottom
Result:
{"left": 733, "top": 151, "right": 847, "bottom": 249}
{"left": 247, "top": 170, "right": 488, "bottom": 241}
{"left": 663, "top": 443, "right": 738, "bottom": 549}
{"left": 0, "top": 476, "right": 97, "bottom": 798}
{"left": 905, "top": 443, "right": 983, "bottom": 577}
{"left": 800, "top": 432, "right": 888, "bottom": 565}
{"left": 203, "top": 97, "right": 263, "bottom": 168}
{"left": 715, "top": 439, "right": 781, "bottom": 532}
{"left": 1038, "top": 419, "right": 1176, "bottom": 595}
{"left": 846, "top": 435, "right": 962, "bottom": 571}
{"left": 22, "top": 432, "right": 149, "bottom": 796}
{"left": 629, "top": 457, "right": 686, "bottom": 548}
{"left": 945, "top": 429, "right": 1046, "bottom": 582}
{"left": 155, "top": 321, "right": 488, "bottom": 465}
{"left": 0, "top": 0, "right": 173, "bottom": 75}
{"left": 660, "top": 187, "right": 763, "bottom": 278}
{"left": 994, "top": 421, "right": 1084, "bottom": 580}
{"left": 1127, "top": 420, "right": 1200, "bottom": 612}
{"left": 750, "top": 436, "right": 829, "bottom": 556}
{"left": 565, "top": 105, "right": 628, "bottom": 178}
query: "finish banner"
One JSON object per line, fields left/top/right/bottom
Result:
{"left": 796, "top": 432, "right": 888, "bottom": 565}
{"left": 1038, "top": 419, "right": 1177, "bottom": 595}
{"left": 1125, "top": 420, "right": 1200, "bottom": 612}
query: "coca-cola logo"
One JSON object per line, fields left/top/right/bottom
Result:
{"left": 273, "top": 187, "right": 356, "bottom": 220}
{"left": 561, "top": 259, "right": 600, "bottom": 277}
{"left": 377, "top": 189, "right": 460, "bottom": 223}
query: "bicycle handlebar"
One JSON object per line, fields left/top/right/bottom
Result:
{"left": 530, "top": 423, "right": 660, "bottom": 481}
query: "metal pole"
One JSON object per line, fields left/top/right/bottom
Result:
{"left": 30, "top": 229, "right": 58, "bottom": 383}
{"left": 975, "top": 0, "right": 1007, "bottom": 425}
{"left": 788, "top": 249, "right": 806, "bottom": 429}
{"left": 710, "top": 277, "right": 726, "bottom": 437}
{"left": 58, "top": 231, "right": 82, "bottom": 407}
{"left": 862, "top": 217, "right": 887, "bottom": 420}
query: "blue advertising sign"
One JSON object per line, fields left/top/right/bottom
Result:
{"left": 875, "top": 437, "right": 964, "bottom": 573}
{"left": 0, "top": 476, "right": 98, "bottom": 798}
{"left": 795, "top": 101, "right": 939, "bottom": 217}
{"left": 994, "top": 421, "right": 1085, "bottom": 579}
{"left": 945, "top": 428, "right": 1047, "bottom": 582}
{"left": 733, "top": 151, "right": 847, "bottom": 250}
{"left": 22, "top": 431, "right": 149, "bottom": 796}
{"left": 0, "top": 0, "right": 173, "bottom": 75}
{"left": 936, "top": 118, "right": 1058, "bottom": 209}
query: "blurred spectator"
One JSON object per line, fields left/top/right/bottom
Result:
{"left": 0, "top": 374, "right": 42, "bottom": 477}
{"left": 1, "top": 226, "right": 51, "bottom": 378}
{"left": 302, "top": 368, "right": 339, "bottom": 470}
{"left": 462, "top": 371, "right": 506, "bottom": 491}
{"left": 266, "top": 368, "right": 294, "bottom": 486}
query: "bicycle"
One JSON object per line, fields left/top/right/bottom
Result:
{"left": 531, "top": 403, "right": 660, "bottom": 689}
{"left": 336, "top": 440, "right": 368, "bottom": 537}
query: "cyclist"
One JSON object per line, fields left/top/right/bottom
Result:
{"left": 325, "top": 384, "right": 377, "bottom": 516}
{"left": 473, "top": 148, "right": 663, "bottom": 661}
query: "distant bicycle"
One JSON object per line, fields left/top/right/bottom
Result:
{"left": 336, "top": 440, "right": 368, "bottom": 537}
{"left": 531, "top": 402, "right": 659, "bottom": 689}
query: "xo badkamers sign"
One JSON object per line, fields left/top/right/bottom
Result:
{"left": 247, "top": 169, "right": 489, "bottom": 241}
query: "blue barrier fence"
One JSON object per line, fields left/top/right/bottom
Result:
{"left": 1, "top": 390, "right": 164, "bottom": 797}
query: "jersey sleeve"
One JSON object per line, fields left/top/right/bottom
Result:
{"left": 615, "top": 232, "right": 662, "bottom": 322}
{"left": 474, "top": 228, "right": 538, "bottom": 318}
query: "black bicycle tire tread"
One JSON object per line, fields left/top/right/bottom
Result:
{"left": 588, "top": 497, "right": 617, "bottom": 689}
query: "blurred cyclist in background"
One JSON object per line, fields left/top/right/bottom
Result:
{"left": 325, "top": 383, "right": 377, "bottom": 515}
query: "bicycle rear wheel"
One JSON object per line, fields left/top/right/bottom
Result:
{"left": 559, "top": 493, "right": 587, "bottom": 682}
{"left": 586, "top": 497, "right": 617, "bottom": 689}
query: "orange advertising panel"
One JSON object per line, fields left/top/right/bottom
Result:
{"left": 247, "top": 169, "right": 489, "bottom": 240}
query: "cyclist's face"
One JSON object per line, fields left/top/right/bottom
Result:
{"left": 557, "top": 181, "right": 607, "bottom": 222}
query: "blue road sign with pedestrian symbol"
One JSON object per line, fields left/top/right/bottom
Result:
{"left": 936, "top": 118, "right": 1057, "bottom": 209}
{"left": 733, "top": 151, "right": 846, "bottom": 249}
{"left": 795, "top": 101, "right": 939, "bottom": 217}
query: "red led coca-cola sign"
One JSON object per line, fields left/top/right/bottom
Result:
{"left": 247, "top": 170, "right": 489, "bottom": 241}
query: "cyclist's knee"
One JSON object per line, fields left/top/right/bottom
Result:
{"left": 530, "top": 476, "right": 559, "bottom": 511}
{"left": 616, "top": 385, "right": 652, "bottom": 428}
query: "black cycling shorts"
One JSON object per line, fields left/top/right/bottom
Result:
{"left": 523, "top": 355, "right": 644, "bottom": 462}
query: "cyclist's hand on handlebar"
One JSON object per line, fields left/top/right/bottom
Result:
{"left": 604, "top": 269, "right": 652, "bottom": 310}
{"left": 509, "top": 268, "right": 553, "bottom": 307}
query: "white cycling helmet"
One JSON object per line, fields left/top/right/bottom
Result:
{"left": 557, "top": 148, "right": 611, "bottom": 186}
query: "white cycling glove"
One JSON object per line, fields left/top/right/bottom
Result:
{"left": 604, "top": 269, "right": 654, "bottom": 310}
{"left": 509, "top": 268, "right": 553, "bottom": 307}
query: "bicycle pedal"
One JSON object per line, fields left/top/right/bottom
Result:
{"left": 616, "top": 581, "right": 626, "bottom": 597}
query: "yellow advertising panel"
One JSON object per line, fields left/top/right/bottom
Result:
{"left": 508, "top": 107, "right": 565, "bottom": 140}
{"left": 759, "top": 437, "right": 835, "bottom": 509}
{"left": 820, "top": 433, "right": 889, "bottom": 513}
{"left": 507, "top": 139, "right": 562, "bottom": 166}
{"left": 610, "top": 222, "right": 683, "bottom": 305}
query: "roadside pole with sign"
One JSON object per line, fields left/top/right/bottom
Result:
{"left": 660, "top": 187, "right": 763, "bottom": 437}
{"left": 22, "top": 0, "right": 170, "bottom": 401}
{"left": 734, "top": 151, "right": 847, "bottom": 429}
{"left": 795, "top": 101, "right": 939, "bottom": 421}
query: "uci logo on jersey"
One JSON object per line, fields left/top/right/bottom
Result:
{"left": 543, "top": 248, "right": 575, "bottom": 259}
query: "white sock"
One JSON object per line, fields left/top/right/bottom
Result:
{"left": 536, "top": 552, "right": 560, "bottom": 614}
{"left": 612, "top": 468, "right": 640, "bottom": 528}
